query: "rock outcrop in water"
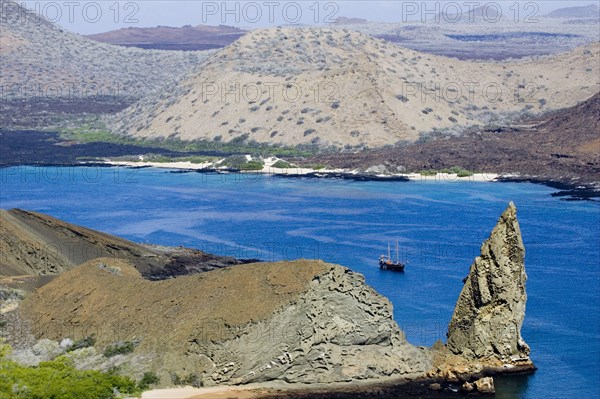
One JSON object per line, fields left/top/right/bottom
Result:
{"left": 447, "top": 202, "right": 531, "bottom": 364}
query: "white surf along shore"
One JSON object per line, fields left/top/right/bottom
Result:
{"left": 103, "top": 157, "right": 499, "bottom": 183}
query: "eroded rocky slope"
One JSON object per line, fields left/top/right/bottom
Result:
{"left": 18, "top": 259, "right": 431, "bottom": 385}
{"left": 301, "top": 92, "right": 600, "bottom": 188}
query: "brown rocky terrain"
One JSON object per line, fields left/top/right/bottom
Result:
{"left": 4, "top": 204, "right": 533, "bottom": 395}
{"left": 18, "top": 259, "right": 431, "bottom": 386}
{"left": 85, "top": 24, "right": 246, "bottom": 51}
{"left": 298, "top": 92, "right": 600, "bottom": 189}
{"left": 109, "top": 27, "right": 599, "bottom": 149}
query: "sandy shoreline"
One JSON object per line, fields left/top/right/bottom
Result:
{"left": 103, "top": 160, "right": 499, "bottom": 183}
{"left": 139, "top": 386, "right": 262, "bottom": 399}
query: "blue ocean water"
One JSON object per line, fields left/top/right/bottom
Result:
{"left": 1, "top": 166, "right": 598, "bottom": 398}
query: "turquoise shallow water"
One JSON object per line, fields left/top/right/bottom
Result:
{"left": 1, "top": 166, "right": 599, "bottom": 398}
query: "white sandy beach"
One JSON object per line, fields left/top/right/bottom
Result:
{"left": 103, "top": 159, "right": 498, "bottom": 183}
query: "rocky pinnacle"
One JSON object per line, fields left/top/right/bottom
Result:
{"left": 447, "top": 202, "right": 531, "bottom": 362}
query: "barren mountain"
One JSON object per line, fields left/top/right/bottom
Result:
{"left": 0, "top": 0, "right": 210, "bottom": 101}
{"left": 109, "top": 28, "right": 599, "bottom": 149}
{"left": 545, "top": 4, "right": 600, "bottom": 19}
{"left": 85, "top": 24, "right": 245, "bottom": 51}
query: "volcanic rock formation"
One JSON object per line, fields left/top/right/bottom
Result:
{"left": 447, "top": 202, "right": 531, "bottom": 363}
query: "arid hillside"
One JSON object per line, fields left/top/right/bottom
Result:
{"left": 109, "top": 27, "right": 599, "bottom": 149}
{"left": 19, "top": 257, "right": 430, "bottom": 385}
{"left": 0, "top": 0, "right": 210, "bottom": 101}
{"left": 303, "top": 93, "right": 600, "bottom": 186}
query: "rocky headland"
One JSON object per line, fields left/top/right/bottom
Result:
{"left": 0, "top": 203, "right": 534, "bottom": 397}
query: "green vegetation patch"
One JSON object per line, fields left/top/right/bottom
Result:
{"left": 0, "top": 340, "right": 141, "bottom": 399}
{"left": 137, "top": 372, "right": 160, "bottom": 391}
{"left": 440, "top": 166, "right": 474, "bottom": 177}
{"left": 67, "top": 335, "right": 96, "bottom": 352}
{"left": 60, "top": 125, "right": 316, "bottom": 158}
{"left": 103, "top": 341, "right": 136, "bottom": 357}
{"left": 271, "top": 160, "right": 294, "bottom": 168}
{"left": 221, "top": 155, "right": 265, "bottom": 170}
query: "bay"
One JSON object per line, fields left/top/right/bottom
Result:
{"left": 1, "top": 166, "right": 598, "bottom": 398}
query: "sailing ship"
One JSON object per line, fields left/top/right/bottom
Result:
{"left": 379, "top": 240, "right": 405, "bottom": 271}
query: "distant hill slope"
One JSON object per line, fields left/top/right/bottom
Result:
{"left": 0, "top": 209, "right": 247, "bottom": 278}
{"left": 436, "top": 4, "right": 506, "bottom": 23}
{"left": 0, "top": 0, "right": 211, "bottom": 100}
{"left": 0, "top": 209, "right": 157, "bottom": 276}
{"left": 109, "top": 27, "right": 600, "bottom": 149}
{"left": 85, "top": 24, "right": 246, "bottom": 51}
{"left": 545, "top": 4, "right": 600, "bottom": 18}
{"left": 535, "top": 92, "right": 600, "bottom": 156}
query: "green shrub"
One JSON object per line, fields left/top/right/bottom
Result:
{"left": 221, "top": 155, "right": 248, "bottom": 169}
{"left": 0, "top": 338, "right": 11, "bottom": 359}
{"left": 138, "top": 371, "right": 160, "bottom": 390}
{"left": 443, "top": 166, "right": 474, "bottom": 177}
{"left": 240, "top": 160, "right": 264, "bottom": 170}
{"left": 103, "top": 341, "right": 135, "bottom": 357}
{"left": 221, "top": 155, "right": 264, "bottom": 170}
{"left": 67, "top": 335, "right": 96, "bottom": 352}
{"left": 170, "top": 372, "right": 202, "bottom": 388}
{"left": 419, "top": 169, "right": 438, "bottom": 176}
{"left": 456, "top": 170, "right": 474, "bottom": 177}
{"left": 272, "top": 160, "right": 293, "bottom": 168}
